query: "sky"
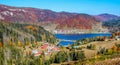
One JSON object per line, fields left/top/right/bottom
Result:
{"left": 0, "top": 0, "right": 120, "bottom": 16}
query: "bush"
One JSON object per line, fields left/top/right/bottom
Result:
{"left": 70, "top": 51, "right": 86, "bottom": 61}
{"left": 54, "top": 51, "right": 67, "bottom": 63}
{"left": 87, "top": 44, "right": 96, "bottom": 50}
{"left": 97, "top": 47, "right": 107, "bottom": 55}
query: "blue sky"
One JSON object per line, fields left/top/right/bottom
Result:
{"left": 0, "top": 0, "right": 120, "bottom": 15}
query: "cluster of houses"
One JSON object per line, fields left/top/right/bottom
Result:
{"left": 32, "top": 43, "right": 60, "bottom": 56}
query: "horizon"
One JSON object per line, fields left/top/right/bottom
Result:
{"left": 0, "top": 0, "right": 120, "bottom": 16}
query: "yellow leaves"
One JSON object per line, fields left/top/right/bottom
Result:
{"left": 42, "top": 34, "right": 46, "bottom": 41}
{"left": 25, "top": 26, "right": 38, "bottom": 31}
{"left": 112, "top": 45, "right": 118, "bottom": 52}
{"left": 107, "top": 49, "right": 113, "bottom": 55}
{"left": 9, "top": 40, "right": 15, "bottom": 46}
{"left": 25, "top": 26, "right": 33, "bottom": 29}
{"left": 17, "top": 41, "right": 23, "bottom": 47}
{"left": 26, "top": 42, "right": 30, "bottom": 46}
{"left": 39, "top": 58, "right": 43, "bottom": 65}
{"left": 94, "top": 55, "right": 101, "bottom": 59}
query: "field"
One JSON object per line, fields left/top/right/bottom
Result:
{"left": 80, "top": 40, "right": 119, "bottom": 58}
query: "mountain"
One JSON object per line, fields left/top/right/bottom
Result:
{"left": 103, "top": 18, "right": 120, "bottom": 32}
{"left": 0, "top": 4, "right": 99, "bottom": 29}
{"left": 94, "top": 13, "right": 119, "bottom": 22}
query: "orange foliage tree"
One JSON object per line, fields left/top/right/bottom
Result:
{"left": 0, "top": 42, "right": 2, "bottom": 47}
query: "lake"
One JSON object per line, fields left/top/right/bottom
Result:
{"left": 54, "top": 33, "right": 112, "bottom": 46}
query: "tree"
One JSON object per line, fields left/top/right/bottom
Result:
{"left": 98, "top": 47, "right": 107, "bottom": 55}
{"left": 0, "top": 42, "right": 2, "bottom": 47}
{"left": 0, "top": 47, "right": 5, "bottom": 65}
{"left": 112, "top": 45, "right": 118, "bottom": 53}
{"left": 111, "top": 33, "right": 115, "bottom": 39}
{"left": 106, "top": 49, "right": 113, "bottom": 55}
{"left": 70, "top": 51, "right": 86, "bottom": 61}
{"left": 87, "top": 44, "right": 96, "bottom": 50}
{"left": 17, "top": 41, "right": 23, "bottom": 47}
{"left": 54, "top": 51, "right": 67, "bottom": 63}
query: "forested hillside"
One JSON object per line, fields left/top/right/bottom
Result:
{"left": 0, "top": 21, "right": 57, "bottom": 46}
{"left": 103, "top": 19, "right": 120, "bottom": 32}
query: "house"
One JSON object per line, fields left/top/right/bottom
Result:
{"left": 41, "top": 43, "right": 60, "bottom": 53}
{"left": 34, "top": 52, "right": 42, "bottom": 56}
{"left": 32, "top": 49, "right": 42, "bottom": 56}
{"left": 41, "top": 43, "right": 49, "bottom": 50}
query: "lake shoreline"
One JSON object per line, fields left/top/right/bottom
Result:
{"left": 54, "top": 33, "right": 112, "bottom": 46}
{"left": 54, "top": 32, "right": 111, "bottom": 35}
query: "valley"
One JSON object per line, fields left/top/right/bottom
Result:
{"left": 0, "top": 3, "right": 120, "bottom": 65}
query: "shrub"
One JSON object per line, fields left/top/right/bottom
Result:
{"left": 97, "top": 47, "right": 107, "bottom": 55}
{"left": 70, "top": 51, "right": 86, "bottom": 61}
{"left": 54, "top": 51, "right": 67, "bottom": 63}
{"left": 87, "top": 44, "right": 96, "bottom": 50}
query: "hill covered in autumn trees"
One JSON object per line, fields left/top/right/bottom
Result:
{"left": 0, "top": 21, "right": 57, "bottom": 46}
{"left": 0, "top": 4, "right": 99, "bottom": 29}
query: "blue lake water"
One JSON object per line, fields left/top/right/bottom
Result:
{"left": 54, "top": 33, "right": 112, "bottom": 46}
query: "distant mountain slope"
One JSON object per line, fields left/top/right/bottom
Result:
{"left": 94, "top": 13, "right": 119, "bottom": 22}
{"left": 0, "top": 21, "right": 57, "bottom": 45}
{"left": 0, "top": 4, "right": 99, "bottom": 29}
{"left": 103, "top": 19, "right": 120, "bottom": 32}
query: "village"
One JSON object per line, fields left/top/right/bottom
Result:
{"left": 20, "top": 42, "right": 60, "bottom": 57}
